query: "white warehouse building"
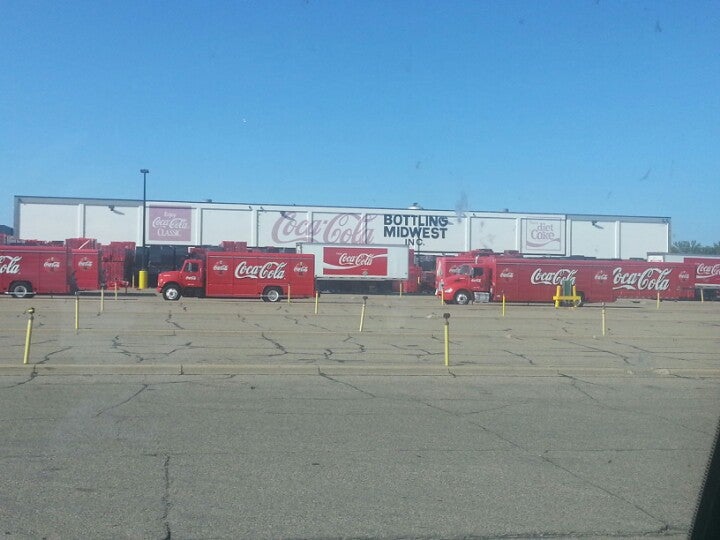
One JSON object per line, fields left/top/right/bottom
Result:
{"left": 13, "top": 195, "right": 671, "bottom": 259}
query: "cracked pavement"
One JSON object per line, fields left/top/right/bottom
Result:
{"left": 0, "top": 293, "right": 718, "bottom": 537}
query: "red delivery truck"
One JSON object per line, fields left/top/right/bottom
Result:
{"left": 436, "top": 253, "right": 696, "bottom": 305}
{"left": 0, "top": 244, "right": 103, "bottom": 298}
{"left": 157, "top": 250, "right": 315, "bottom": 301}
{"left": 648, "top": 253, "right": 720, "bottom": 300}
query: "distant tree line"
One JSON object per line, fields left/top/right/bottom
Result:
{"left": 671, "top": 241, "right": 720, "bottom": 255}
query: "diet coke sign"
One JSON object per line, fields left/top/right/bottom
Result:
{"left": 149, "top": 207, "right": 192, "bottom": 242}
{"left": 0, "top": 256, "right": 21, "bottom": 274}
{"left": 235, "top": 261, "right": 286, "bottom": 280}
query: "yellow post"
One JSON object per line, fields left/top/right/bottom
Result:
{"left": 502, "top": 294, "right": 506, "bottom": 317}
{"left": 100, "top": 286, "right": 105, "bottom": 313}
{"left": 75, "top": 293, "right": 80, "bottom": 333}
{"left": 359, "top": 296, "right": 368, "bottom": 332}
{"left": 287, "top": 284, "right": 291, "bottom": 304}
{"left": 554, "top": 285, "right": 560, "bottom": 308}
{"left": 656, "top": 291, "right": 660, "bottom": 310}
{"left": 114, "top": 282, "right": 118, "bottom": 300}
{"left": 700, "top": 288, "right": 705, "bottom": 303}
{"left": 314, "top": 290, "right": 319, "bottom": 314}
{"left": 23, "top": 308, "right": 35, "bottom": 365}
{"left": 443, "top": 313, "right": 450, "bottom": 367}
{"left": 138, "top": 270, "right": 148, "bottom": 290}
{"left": 399, "top": 281, "right": 403, "bottom": 298}
{"left": 601, "top": 302, "right": 606, "bottom": 337}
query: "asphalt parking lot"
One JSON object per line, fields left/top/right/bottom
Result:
{"left": 1, "top": 293, "right": 719, "bottom": 538}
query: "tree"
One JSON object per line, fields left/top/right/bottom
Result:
{"left": 671, "top": 241, "right": 720, "bottom": 255}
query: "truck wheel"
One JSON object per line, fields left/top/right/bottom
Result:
{"left": 573, "top": 292, "right": 585, "bottom": 307}
{"left": 10, "top": 282, "right": 34, "bottom": 299}
{"left": 263, "top": 287, "right": 282, "bottom": 302}
{"left": 454, "top": 290, "right": 471, "bottom": 305}
{"left": 162, "top": 284, "right": 181, "bottom": 301}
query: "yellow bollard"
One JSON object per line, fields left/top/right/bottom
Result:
{"left": 443, "top": 313, "right": 451, "bottom": 367}
{"left": 700, "top": 288, "right": 705, "bottom": 303}
{"left": 114, "top": 282, "right": 118, "bottom": 300}
{"left": 502, "top": 294, "right": 506, "bottom": 317}
{"left": 601, "top": 302, "right": 606, "bottom": 337}
{"left": 287, "top": 284, "right": 291, "bottom": 304}
{"left": 656, "top": 292, "right": 660, "bottom": 310}
{"left": 75, "top": 293, "right": 80, "bottom": 333}
{"left": 554, "top": 285, "right": 561, "bottom": 308}
{"left": 314, "top": 290, "right": 319, "bottom": 314}
{"left": 399, "top": 281, "right": 403, "bottom": 298}
{"left": 23, "top": 307, "right": 35, "bottom": 365}
{"left": 100, "top": 286, "right": 105, "bottom": 313}
{"left": 138, "top": 270, "right": 148, "bottom": 290}
{"left": 359, "top": 296, "right": 368, "bottom": 332}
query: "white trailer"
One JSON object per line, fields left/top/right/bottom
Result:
{"left": 297, "top": 243, "right": 409, "bottom": 293}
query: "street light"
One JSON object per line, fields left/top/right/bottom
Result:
{"left": 139, "top": 168, "right": 149, "bottom": 289}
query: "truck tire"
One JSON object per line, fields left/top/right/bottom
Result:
{"left": 573, "top": 292, "right": 585, "bottom": 307}
{"left": 454, "top": 290, "right": 471, "bottom": 305}
{"left": 162, "top": 284, "right": 182, "bottom": 301}
{"left": 263, "top": 287, "right": 282, "bottom": 302}
{"left": 10, "top": 282, "right": 34, "bottom": 299}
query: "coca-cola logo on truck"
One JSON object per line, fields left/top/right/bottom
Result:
{"left": 78, "top": 257, "right": 94, "bottom": 269}
{"left": 213, "top": 261, "right": 229, "bottom": 273}
{"left": 44, "top": 257, "right": 61, "bottom": 271}
{"left": 149, "top": 207, "right": 192, "bottom": 242}
{"left": 612, "top": 267, "right": 671, "bottom": 291}
{"left": 0, "top": 256, "right": 21, "bottom": 274}
{"left": 235, "top": 261, "right": 286, "bottom": 280}
{"left": 322, "top": 247, "right": 388, "bottom": 276}
{"left": 530, "top": 268, "right": 577, "bottom": 285}
{"left": 696, "top": 263, "right": 720, "bottom": 280}
{"left": 293, "top": 262, "right": 309, "bottom": 275}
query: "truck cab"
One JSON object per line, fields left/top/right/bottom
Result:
{"left": 437, "top": 263, "right": 492, "bottom": 304}
{"left": 157, "top": 258, "right": 205, "bottom": 300}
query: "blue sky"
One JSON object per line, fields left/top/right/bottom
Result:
{"left": 2, "top": 0, "right": 718, "bottom": 244}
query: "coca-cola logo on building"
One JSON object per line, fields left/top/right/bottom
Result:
{"left": 149, "top": 207, "right": 192, "bottom": 242}
{"left": 612, "top": 267, "right": 671, "bottom": 291}
{"left": 271, "top": 212, "right": 376, "bottom": 245}
{"left": 44, "top": 258, "right": 61, "bottom": 271}
{"left": 530, "top": 268, "right": 577, "bottom": 285}
{"left": 696, "top": 263, "right": 720, "bottom": 280}
{"left": 235, "top": 261, "right": 286, "bottom": 280}
{"left": 0, "top": 255, "right": 21, "bottom": 274}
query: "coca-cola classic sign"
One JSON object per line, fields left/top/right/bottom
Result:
{"left": 149, "top": 207, "right": 192, "bottom": 242}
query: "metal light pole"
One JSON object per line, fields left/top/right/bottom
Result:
{"left": 139, "top": 168, "right": 149, "bottom": 289}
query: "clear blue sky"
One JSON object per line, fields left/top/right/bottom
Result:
{"left": 2, "top": 0, "right": 718, "bottom": 244}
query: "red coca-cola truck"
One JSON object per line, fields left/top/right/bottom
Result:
{"left": 648, "top": 253, "right": 720, "bottom": 300}
{"left": 436, "top": 253, "right": 696, "bottom": 305}
{"left": 0, "top": 244, "right": 103, "bottom": 298}
{"left": 157, "top": 250, "right": 315, "bottom": 301}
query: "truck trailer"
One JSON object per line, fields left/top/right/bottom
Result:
{"left": 0, "top": 241, "right": 133, "bottom": 298}
{"left": 157, "top": 250, "right": 315, "bottom": 301}
{"left": 436, "top": 253, "right": 696, "bottom": 305}
{"left": 297, "top": 243, "right": 413, "bottom": 293}
{"left": 648, "top": 253, "right": 720, "bottom": 300}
